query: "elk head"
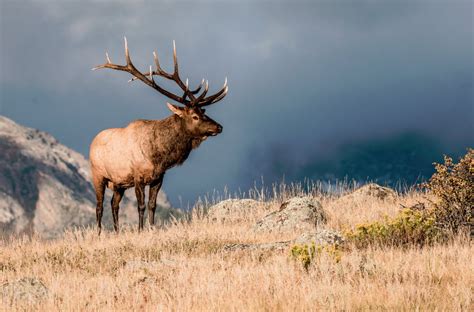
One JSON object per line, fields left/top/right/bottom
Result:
{"left": 92, "top": 37, "right": 228, "bottom": 138}
{"left": 166, "top": 104, "right": 223, "bottom": 139}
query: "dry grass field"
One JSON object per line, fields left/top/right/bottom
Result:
{"left": 1, "top": 182, "right": 472, "bottom": 311}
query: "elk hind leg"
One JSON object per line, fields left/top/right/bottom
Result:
{"left": 111, "top": 187, "right": 125, "bottom": 233}
{"left": 93, "top": 177, "right": 106, "bottom": 235}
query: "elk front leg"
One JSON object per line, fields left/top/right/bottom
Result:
{"left": 111, "top": 187, "right": 125, "bottom": 233}
{"left": 135, "top": 182, "right": 146, "bottom": 231}
{"left": 148, "top": 174, "right": 164, "bottom": 227}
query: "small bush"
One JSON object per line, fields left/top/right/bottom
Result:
{"left": 345, "top": 208, "right": 440, "bottom": 248}
{"left": 345, "top": 149, "right": 473, "bottom": 248}
{"left": 422, "top": 148, "right": 473, "bottom": 234}
{"left": 290, "top": 243, "right": 342, "bottom": 269}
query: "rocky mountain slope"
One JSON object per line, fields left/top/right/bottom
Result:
{"left": 0, "top": 116, "right": 172, "bottom": 238}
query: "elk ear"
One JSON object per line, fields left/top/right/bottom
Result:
{"left": 167, "top": 103, "right": 184, "bottom": 117}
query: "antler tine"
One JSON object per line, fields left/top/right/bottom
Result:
{"left": 153, "top": 51, "right": 161, "bottom": 73}
{"left": 149, "top": 65, "right": 154, "bottom": 81}
{"left": 190, "top": 79, "right": 205, "bottom": 94}
{"left": 204, "top": 86, "right": 228, "bottom": 106}
{"left": 172, "top": 40, "right": 178, "bottom": 77}
{"left": 209, "top": 86, "right": 228, "bottom": 104}
{"left": 193, "top": 80, "right": 209, "bottom": 104}
{"left": 92, "top": 51, "right": 117, "bottom": 70}
{"left": 124, "top": 37, "right": 131, "bottom": 65}
{"left": 197, "top": 77, "right": 228, "bottom": 107}
{"left": 166, "top": 41, "right": 197, "bottom": 104}
{"left": 181, "top": 78, "right": 192, "bottom": 102}
{"left": 153, "top": 50, "right": 172, "bottom": 78}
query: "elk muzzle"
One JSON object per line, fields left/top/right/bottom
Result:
{"left": 208, "top": 124, "right": 223, "bottom": 136}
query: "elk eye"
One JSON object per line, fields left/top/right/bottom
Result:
{"left": 192, "top": 116, "right": 199, "bottom": 120}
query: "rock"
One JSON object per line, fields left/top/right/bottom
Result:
{"left": 253, "top": 196, "right": 326, "bottom": 233}
{"left": 207, "top": 199, "right": 262, "bottom": 223}
{"left": 1, "top": 277, "right": 48, "bottom": 304}
{"left": 294, "top": 229, "right": 344, "bottom": 246}
{"left": 342, "top": 183, "right": 397, "bottom": 202}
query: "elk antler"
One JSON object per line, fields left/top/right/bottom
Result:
{"left": 92, "top": 37, "right": 228, "bottom": 107}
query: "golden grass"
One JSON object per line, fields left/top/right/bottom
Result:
{"left": 1, "top": 184, "right": 472, "bottom": 311}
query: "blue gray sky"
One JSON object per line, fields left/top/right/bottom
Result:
{"left": 1, "top": 0, "right": 473, "bottom": 206}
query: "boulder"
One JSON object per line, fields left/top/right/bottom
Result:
{"left": 207, "top": 199, "right": 262, "bottom": 223}
{"left": 253, "top": 196, "right": 326, "bottom": 233}
{"left": 1, "top": 277, "right": 48, "bottom": 304}
{"left": 344, "top": 183, "right": 397, "bottom": 202}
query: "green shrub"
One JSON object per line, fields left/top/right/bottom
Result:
{"left": 422, "top": 148, "right": 473, "bottom": 235}
{"left": 345, "top": 149, "right": 473, "bottom": 248}
{"left": 290, "top": 243, "right": 341, "bottom": 269}
{"left": 345, "top": 208, "right": 441, "bottom": 248}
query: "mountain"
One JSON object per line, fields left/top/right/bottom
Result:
{"left": 0, "top": 116, "right": 173, "bottom": 238}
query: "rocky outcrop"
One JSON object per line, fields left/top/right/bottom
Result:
{"left": 253, "top": 196, "right": 327, "bottom": 233}
{"left": 336, "top": 183, "right": 397, "bottom": 204}
{"left": 207, "top": 199, "right": 263, "bottom": 223}
{"left": 0, "top": 115, "right": 172, "bottom": 238}
{"left": 224, "top": 196, "right": 337, "bottom": 251}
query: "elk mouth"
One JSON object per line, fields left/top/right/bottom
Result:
{"left": 206, "top": 131, "right": 220, "bottom": 137}
{"left": 205, "top": 125, "right": 222, "bottom": 136}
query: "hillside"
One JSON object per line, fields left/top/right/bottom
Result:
{"left": 0, "top": 116, "right": 172, "bottom": 238}
{"left": 0, "top": 184, "right": 471, "bottom": 310}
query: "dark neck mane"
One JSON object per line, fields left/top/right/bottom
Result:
{"left": 147, "top": 115, "right": 196, "bottom": 169}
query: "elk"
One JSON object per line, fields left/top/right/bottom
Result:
{"left": 90, "top": 38, "right": 228, "bottom": 233}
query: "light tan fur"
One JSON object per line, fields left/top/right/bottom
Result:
{"left": 90, "top": 121, "right": 155, "bottom": 190}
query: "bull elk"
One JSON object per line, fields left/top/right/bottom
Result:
{"left": 90, "top": 38, "right": 228, "bottom": 233}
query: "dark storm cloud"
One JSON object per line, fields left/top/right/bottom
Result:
{"left": 1, "top": 0, "right": 472, "bottom": 206}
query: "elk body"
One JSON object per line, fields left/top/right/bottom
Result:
{"left": 90, "top": 38, "right": 228, "bottom": 233}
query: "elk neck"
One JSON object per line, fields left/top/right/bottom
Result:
{"left": 146, "top": 114, "right": 196, "bottom": 169}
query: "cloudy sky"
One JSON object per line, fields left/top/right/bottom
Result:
{"left": 1, "top": 0, "right": 473, "bottom": 206}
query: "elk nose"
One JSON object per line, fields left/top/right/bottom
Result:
{"left": 216, "top": 125, "right": 223, "bottom": 133}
